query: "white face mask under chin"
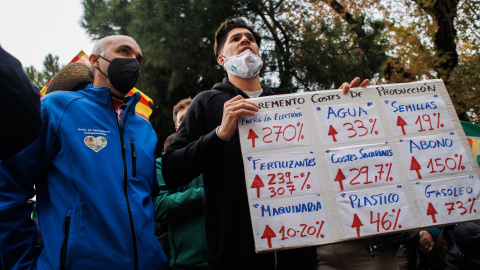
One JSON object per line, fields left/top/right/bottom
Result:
{"left": 223, "top": 50, "right": 263, "bottom": 79}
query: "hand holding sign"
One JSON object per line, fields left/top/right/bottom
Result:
{"left": 339, "top": 77, "right": 370, "bottom": 94}
{"left": 217, "top": 95, "right": 259, "bottom": 141}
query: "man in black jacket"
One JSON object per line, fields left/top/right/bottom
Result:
{"left": 0, "top": 46, "right": 43, "bottom": 160}
{"left": 446, "top": 221, "right": 480, "bottom": 269}
{"left": 162, "top": 18, "right": 368, "bottom": 269}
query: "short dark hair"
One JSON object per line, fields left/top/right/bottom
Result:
{"left": 163, "top": 133, "right": 176, "bottom": 153}
{"left": 172, "top": 97, "right": 192, "bottom": 127}
{"left": 214, "top": 18, "right": 261, "bottom": 58}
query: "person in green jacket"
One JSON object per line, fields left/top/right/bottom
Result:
{"left": 155, "top": 98, "right": 207, "bottom": 270}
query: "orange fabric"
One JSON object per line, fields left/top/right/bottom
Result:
{"left": 39, "top": 84, "right": 49, "bottom": 97}
{"left": 126, "top": 88, "right": 153, "bottom": 120}
{"left": 69, "top": 51, "right": 89, "bottom": 65}
{"left": 468, "top": 138, "right": 479, "bottom": 161}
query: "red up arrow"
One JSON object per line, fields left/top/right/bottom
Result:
{"left": 410, "top": 156, "right": 422, "bottom": 179}
{"left": 397, "top": 116, "right": 407, "bottom": 135}
{"left": 251, "top": 175, "right": 265, "bottom": 198}
{"left": 351, "top": 214, "right": 364, "bottom": 237}
{"left": 261, "top": 225, "right": 277, "bottom": 248}
{"left": 328, "top": 125, "right": 338, "bottom": 142}
{"left": 248, "top": 129, "right": 259, "bottom": 148}
{"left": 334, "top": 169, "right": 347, "bottom": 191}
{"left": 426, "top": 203, "right": 438, "bottom": 223}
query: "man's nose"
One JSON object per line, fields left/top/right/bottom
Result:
{"left": 240, "top": 36, "right": 250, "bottom": 44}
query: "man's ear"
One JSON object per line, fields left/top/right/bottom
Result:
{"left": 89, "top": 54, "right": 99, "bottom": 69}
{"left": 217, "top": 55, "right": 225, "bottom": 66}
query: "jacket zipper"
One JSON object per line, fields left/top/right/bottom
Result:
{"left": 112, "top": 96, "right": 139, "bottom": 270}
{"left": 60, "top": 216, "right": 71, "bottom": 270}
{"left": 130, "top": 138, "right": 137, "bottom": 177}
{"left": 120, "top": 129, "right": 139, "bottom": 270}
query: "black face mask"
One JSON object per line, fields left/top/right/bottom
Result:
{"left": 97, "top": 55, "right": 140, "bottom": 94}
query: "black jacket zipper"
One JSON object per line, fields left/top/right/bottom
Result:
{"left": 112, "top": 96, "right": 138, "bottom": 270}
{"left": 60, "top": 216, "right": 71, "bottom": 270}
{"left": 130, "top": 138, "right": 137, "bottom": 177}
{"left": 120, "top": 129, "right": 139, "bottom": 270}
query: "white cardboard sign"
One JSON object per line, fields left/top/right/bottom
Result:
{"left": 239, "top": 108, "right": 311, "bottom": 153}
{"left": 324, "top": 143, "right": 401, "bottom": 192}
{"left": 238, "top": 79, "right": 480, "bottom": 253}
{"left": 244, "top": 152, "right": 322, "bottom": 200}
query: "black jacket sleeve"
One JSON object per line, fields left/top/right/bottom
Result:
{"left": 0, "top": 46, "right": 43, "bottom": 160}
{"left": 162, "top": 92, "right": 226, "bottom": 188}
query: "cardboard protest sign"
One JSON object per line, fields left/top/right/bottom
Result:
{"left": 238, "top": 79, "right": 480, "bottom": 252}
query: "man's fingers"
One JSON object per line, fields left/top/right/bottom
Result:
{"left": 340, "top": 82, "right": 350, "bottom": 94}
{"left": 359, "top": 79, "right": 370, "bottom": 87}
{"left": 229, "top": 96, "right": 260, "bottom": 114}
{"left": 349, "top": 77, "right": 361, "bottom": 88}
{"left": 226, "top": 95, "right": 259, "bottom": 112}
{"left": 229, "top": 95, "right": 244, "bottom": 102}
{"left": 234, "top": 101, "right": 259, "bottom": 113}
{"left": 418, "top": 230, "right": 435, "bottom": 255}
{"left": 423, "top": 244, "right": 433, "bottom": 255}
{"left": 340, "top": 77, "right": 370, "bottom": 94}
{"left": 226, "top": 95, "right": 241, "bottom": 105}
{"left": 219, "top": 95, "right": 261, "bottom": 140}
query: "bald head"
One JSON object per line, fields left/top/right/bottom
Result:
{"left": 89, "top": 35, "right": 143, "bottom": 96}
{"left": 91, "top": 35, "right": 141, "bottom": 57}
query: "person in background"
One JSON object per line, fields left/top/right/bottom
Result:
{"left": 155, "top": 97, "right": 208, "bottom": 270}
{"left": 0, "top": 45, "right": 43, "bottom": 160}
{"left": 446, "top": 221, "right": 480, "bottom": 269}
{"left": 0, "top": 35, "right": 167, "bottom": 269}
{"left": 162, "top": 17, "right": 368, "bottom": 269}
{"left": 171, "top": 98, "right": 191, "bottom": 130}
{"left": 398, "top": 227, "right": 443, "bottom": 269}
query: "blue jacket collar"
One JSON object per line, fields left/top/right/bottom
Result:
{"left": 81, "top": 83, "right": 140, "bottom": 108}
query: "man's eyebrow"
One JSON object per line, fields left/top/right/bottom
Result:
{"left": 229, "top": 32, "right": 254, "bottom": 40}
{"left": 116, "top": 44, "right": 143, "bottom": 62}
{"left": 116, "top": 44, "right": 133, "bottom": 51}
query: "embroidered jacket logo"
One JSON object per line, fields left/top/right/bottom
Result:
{"left": 84, "top": 136, "right": 107, "bottom": 152}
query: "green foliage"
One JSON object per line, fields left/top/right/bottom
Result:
{"left": 456, "top": 0, "right": 480, "bottom": 49}
{"left": 449, "top": 53, "right": 480, "bottom": 122}
{"left": 292, "top": 14, "right": 387, "bottom": 91}
{"left": 375, "top": 0, "right": 480, "bottom": 122}
{"left": 25, "top": 54, "right": 61, "bottom": 89}
{"left": 81, "top": 0, "right": 131, "bottom": 38}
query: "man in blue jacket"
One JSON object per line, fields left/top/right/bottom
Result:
{"left": 0, "top": 35, "right": 167, "bottom": 270}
